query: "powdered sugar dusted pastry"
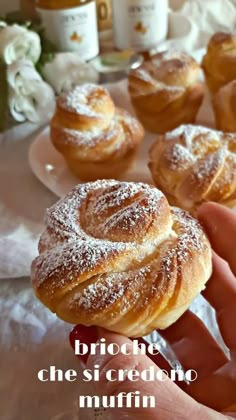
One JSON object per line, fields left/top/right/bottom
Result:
{"left": 128, "top": 50, "right": 204, "bottom": 134}
{"left": 50, "top": 84, "right": 144, "bottom": 181}
{"left": 149, "top": 125, "right": 236, "bottom": 214}
{"left": 202, "top": 32, "right": 236, "bottom": 94}
{"left": 31, "top": 180, "right": 212, "bottom": 337}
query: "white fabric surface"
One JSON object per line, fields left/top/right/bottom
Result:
{"left": 165, "top": 0, "right": 236, "bottom": 51}
{"left": 0, "top": 1, "right": 236, "bottom": 419}
{"left": 0, "top": 123, "right": 57, "bottom": 279}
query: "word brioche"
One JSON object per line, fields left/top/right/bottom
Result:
{"left": 149, "top": 125, "right": 236, "bottom": 214}
{"left": 31, "top": 180, "right": 212, "bottom": 337}
{"left": 50, "top": 84, "right": 144, "bottom": 181}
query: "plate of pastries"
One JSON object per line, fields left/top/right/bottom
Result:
{"left": 30, "top": 32, "right": 236, "bottom": 336}
{"left": 29, "top": 33, "right": 236, "bottom": 215}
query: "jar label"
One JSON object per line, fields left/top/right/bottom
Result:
{"left": 37, "top": 3, "right": 99, "bottom": 60}
{"left": 113, "top": 0, "right": 168, "bottom": 51}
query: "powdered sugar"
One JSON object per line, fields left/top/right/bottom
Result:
{"left": 152, "top": 50, "right": 193, "bottom": 69}
{"left": 58, "top": 84, "right": 107, "bottom": 118}
{"left": 130, "top": 50, "right": 195, "bottom": 92}
{"left": 32, "top": 180, "right": 208, "bottom": 316}
{"left": 55, "top": 119, "right": 117, "bottom": 148}
{"left": 34, "top": 181, "right": 166, "bottom": 285}
{"left": 52, "top": 106, "right": 141, "bottom": 150}
{"left": 165, "top": 124, "right": 221, "bottom": 144}
{"left": 194, "top": 148, "right": 227, "bottom": 181}
{"left": 132, "top": 67, "right": 184, "bottom": 92}
{"left": 73, "top": 266, "right": 153, "bottom": 313}
{"left": 153, "top": 124, "right": 236, "bottom": 210}
{"left": 165, "top": 143, "right": 195, "bottom": 171}
{"left": 161, "top": 207, "right": 206, "bottom": 275}
{"left": 74, "top": 274, "right": 126, "bottom": 311}
{"left": 69, "top": 207, "right": 207, "bottom": 313}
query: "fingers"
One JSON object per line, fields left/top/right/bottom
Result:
{"left": 70, "top": 324, "right": 99, "bottom": 364}
{"left": 160, "top": 310, "right": 228, "bottom": 379}
{"left": 186, "top": 360, "right": 236, "bottom": 411}
{"left": 202, "top": 252, "right": 236, "bottom": 353}
{"left": 86, "top": 328, "right": 211, "bottom": 420}
{"left": 131, "top": 337, "right": 173, "bottom": 373}
{"left": 198, "top": 203, "right": 236, "bottom": 353}
{"left": 70, "top": 326, "right": 224, "bottom": 419}
{"left": 198, "top": 202, "right": 236, "bottom": 277}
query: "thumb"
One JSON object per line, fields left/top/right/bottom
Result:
{"left": 84, "top": 329, "right": 221, "bottom": 420}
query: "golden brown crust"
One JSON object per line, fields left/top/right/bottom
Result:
{"left": 128, "top": 51, "right": 204, "bottom": 134}
{"left": 56, "top": 84, "right": 115, "bottom": 131}
{"left": 213, "top": 80, "right": 236, "bottom": 132}
{"left": 202, "top": 32, "right": 236, "bottom": 94}
{"left": 149, "top": 125, "right": 236, "bottom": 214}
{"left": 31, "top": 180, "right": 212, "bottom": 337}
{"left": 50, "top": 84, "right": 144, "bottom": 181}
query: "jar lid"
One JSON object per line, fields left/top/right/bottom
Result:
{"left": 90, "top": 50, "right": 143, "bottom": 83}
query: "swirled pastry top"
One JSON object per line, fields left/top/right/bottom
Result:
{"left": 128, "top": 50, "right": 200, "bottom": 97}
{"left": 202, "top": 32, "right": 236, "bottom": 93}
{"left": 58, "top": 83, "right": 114, "bottom": 119}
{"left": 149, "top": 125, "right": 236, "bottom": 213}
{"left": 128, "top": 50, "right": 203, "bottom": 134}
{"left": 51, "top": 84, "right": 144, "bottom": 162}
{"left": 31, "top": 181, "right": 211, "bottom": 337}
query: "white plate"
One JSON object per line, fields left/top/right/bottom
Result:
{"left": 29, "top": 49, "right": 213, "bottom": 198}
{"left": 28, "top": 125, "right": 155, "bottom": 198}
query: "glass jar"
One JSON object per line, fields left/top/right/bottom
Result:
{"left": 96, "top": 0, "right": 112, "bottom": 33}
{"left": 112, "top": 0, "right": 169, "bottom": 53}
{"left": 36, "top": 0, "right": 99, "bottom": 60}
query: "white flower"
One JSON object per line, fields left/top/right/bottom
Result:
{"left": 0, "top": 24, "right": 41, "bottom": 65}
{"left": 0, "top": 21, "right": 7, "bottom": 29}
{"left": 7, "top": 60, "right": 55, "bottom": 123}
{"left": 42, "top": 52, "right": 99, "bottom": 95}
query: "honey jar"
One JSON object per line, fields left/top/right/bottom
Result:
{"left": 36, "top": 0, "right": 99, "bottom": 60}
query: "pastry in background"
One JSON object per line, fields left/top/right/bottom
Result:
{"left": 50, "top": 84, "right": 144, "bottom": 181}
{"left": 202, "top": 32, "right": 236, "bottom": 94}
{"left": 149, "top": 124, "right": 236, "bottom": 214}
{"left": 213, "top": 80, "right": 236, "bottom": 132}
{"left": 128, "top": 50, "right": 204, "bottom": 134}
{"left": 31, "top": 180, "right": 212, "bottom": 337}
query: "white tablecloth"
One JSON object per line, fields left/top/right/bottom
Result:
{"left": 0, "top": 126, "right": 80, "bottom": 420}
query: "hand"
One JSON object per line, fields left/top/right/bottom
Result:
{"left": 71, "top": 203, "right": 236, "bottom": 419}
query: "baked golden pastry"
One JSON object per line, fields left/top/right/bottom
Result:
{"left": 149, "top": 124, "right": 236, "bottom": 214}
{"left": 50, "top": 84, "right": 144, "bottom": 181}
{"left": 128, "top": 50, "right": 204, "bottom": 134}
{"left": 31, "top": 180, "right": 212, "bottom": 338}
{"left": 212, "top": 80, "right": 236, "bottom": 132}
{"left": 202, "top": 32, "right": 236, "bottom": 94}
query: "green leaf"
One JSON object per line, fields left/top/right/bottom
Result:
{"left": 28, "top": 21, "right": 58, "bottom": 76}
{"left": 0, "top": 59, "right": 8, "bottom": 133}
{"left": 36, "top": 52, "right": 56, "bottom": 75}
{"left": 4, "top": 11, "right": 26, "bottom": 24}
